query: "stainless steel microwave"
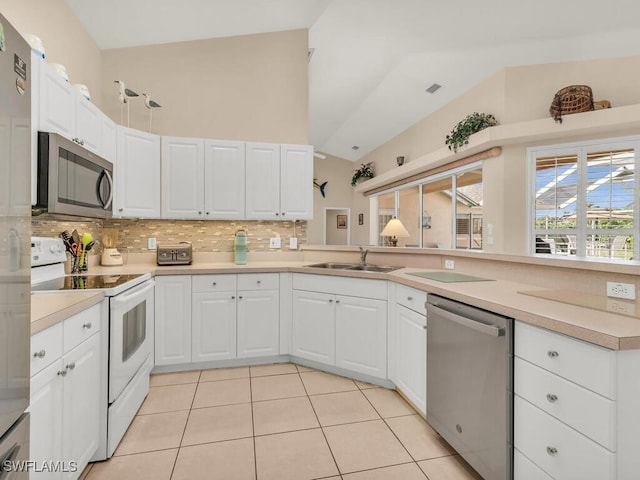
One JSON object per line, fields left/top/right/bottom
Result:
{"left": 34, "top": 132, "right": 113, "bottom": 219}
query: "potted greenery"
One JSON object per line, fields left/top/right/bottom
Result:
{"left": 351, "top": 162, "right": 374, "bottom": 186}
{"left": 445, "top": 112, "right": 498, "bottom": 152}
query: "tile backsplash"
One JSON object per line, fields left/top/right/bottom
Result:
{"left": 32, "top": 216, "right": 307, "bottom": 255}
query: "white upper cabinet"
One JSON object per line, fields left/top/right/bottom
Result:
{"left": 39, "top": 61, "right": 75, "bottom": 140}
{"left": 204, "top": 139, "right": 245, "bottom": 219}
{"left": 161, "top": 136, "right": 205, "bottom": 219}
{"left": 74, "top": 95, "right": 102, "bottom": 154}
{"left": 100, "top": 114, "right": 117, "bottom": 163}
{"left": 280, "top": 144, "right": 313, "bottom": 220}
{"left": 245, "top": 142, "right": 313, "bottom": 220}
{"left": 245, "top": 142, "right": 281, "bottom": 219}
{"left": 115, "top": 126, "right": 161, "bottom": 218}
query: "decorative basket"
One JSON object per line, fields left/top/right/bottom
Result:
{"left": 549, "top": 85, "right": 594, "bottom": 123}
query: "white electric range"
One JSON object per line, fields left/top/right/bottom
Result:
{"left": 31, "top": 237, "right": 155, "bottom": 459}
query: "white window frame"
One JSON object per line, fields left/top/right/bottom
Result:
{"left": 527, "top": 135, "right": 639, "bottom": 261}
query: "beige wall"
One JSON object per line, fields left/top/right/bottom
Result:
{"left": 0, "top": 0, "right": 103, "bottom": 107}
{"left": 325, "top": 209, "right": 349, "bottom": 245}
{"left": 358, "top": 55, "right": 640, "bottom": 255}
{"left": 100, "top": 30, "right": 308, "bottom": 143}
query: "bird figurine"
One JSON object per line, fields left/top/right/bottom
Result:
{"left": 142, "top": 93, "right": 162, "bottom": 132}
{"left": 313, "top": 178, "right": 328, "bottom": 198}
{"left": 114, "top": 80, "right": 139, "bottom": 126}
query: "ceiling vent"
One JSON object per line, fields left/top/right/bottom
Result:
{"left": 426, "top": 83, "right": 442, "bottom": 94}
{"left": 308, "top": 48, "right": 315, "bottom": 63}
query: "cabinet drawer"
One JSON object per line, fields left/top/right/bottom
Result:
{"left": 192, "top": 274, "right": 237, "bottom": 293}
{"left": 515, "top": 321, "right": 615, "bottom": 399}
{"left": 515, "top": 396, "right": 615, "bottom": 480}
{"left": 514, "top": 449, "right": 554, "bottom": 480}
{"left": 292, "top": 273, "right": 387, "bottom": 300}
{"left": 395, "top": 284, "right": 426, "bottom": 314}
{"left": 237, "top": 273, "right": 279, "bottom": 291}
{"left": 31, "top": 322, "right": 63, "bottom": 376}
{"left": 63, "top": 303, "right": 101, "bottom": 353}
{"left": 515, "top": 357, "right": 615, "bottom": 450}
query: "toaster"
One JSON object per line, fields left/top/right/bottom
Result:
{"left": 157, "top": 242, "right": 193, "bottom": 265}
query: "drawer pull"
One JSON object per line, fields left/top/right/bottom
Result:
{"left": 66, "top": 362, "right": 76, "bottom": 371}
{"left": 407, "top": 296, "right": 413, "bottom": 301}
{"left": 212, "top": 282, "right": 217, "bottom": 286}
{"left": 329, "top": 299, "right": 333, "bottom": 303}
{"left": 239, "top": 296, "right": 243, "bottom": 300}
{"left": 546, "top": 393, "right": 558, "bottom": 403}
{"left": 83, "top": 322, "right": 92, "bottom": 329}
{"left": 33, "top": 350, "right": 46, "bottom": 359}
{"left": 547, "top": 350, "right": 559, "bottom": 358}
{"left": 57, "top": 370, "right": 67, "bottom": 377}
{"left": 546, "top": 446, "right": 558, "bottom": 456}
{"left": 336, "top": 300, "right": 340, "bottom": 303}
{"left": 257, "top": 280, "right": 261, "bottom": 284}
{"left": 422, "top": 325, "right": 427, "bottom": 330}
{"left": 231, "top": 295, "right": 235, "bottom": 299}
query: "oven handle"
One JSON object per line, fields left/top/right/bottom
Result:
{"left": 112, "top": 280, "right": 154, "bottom": 305}
{"left": 428, "top": 303, "right": 505, "bottom": 337}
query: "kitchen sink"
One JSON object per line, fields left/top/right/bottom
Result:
{"left": 304, "top": 262, "right": 403, "bottom": 273}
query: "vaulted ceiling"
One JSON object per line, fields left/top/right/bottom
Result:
{"left": 65, "top": 0, "right": 640, "bottom": 161}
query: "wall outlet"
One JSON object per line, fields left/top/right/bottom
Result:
{"left": 606, "top": 281, "right": 636, "bottom": 300}
{"left": 148, "top": 237, "right": 157, "bottom": 250}
{"left": 444, "top": 259, "right": 455, "bottom": 270}
{"left": 269, "top": 237, "right": 281, "bottom": 249}
{"left": 289, "top": 237, "right": 298, "bottom": 250}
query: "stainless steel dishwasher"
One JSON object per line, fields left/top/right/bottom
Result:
{"left": 426, "top": 294, "right": 513, "bottom": 480}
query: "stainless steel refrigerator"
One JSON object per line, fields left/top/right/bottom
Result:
{"left": 0, "top": 11, "right": 31, "bottom": 479}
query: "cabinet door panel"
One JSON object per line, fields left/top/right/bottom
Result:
{"left": 395, "top": 305, "right": 426, "bottom": 415}
{"left": 245, "top": 142, "right": 280, "bottom": 220}
{"left": 115, "top": 126, "right": 161, "bottom": 218}
{"left": 39, "top": 63, "right": 75, "bottom": 139}
{"left": 204, "top": 140, "right": 245, "bottom": 219}
{"left": 75, "top": 95, "right": 102, "bottom": 154}
{"left": 335, "top": 296, "right": 387, "bottom": 378}
{"left": 28, "top": 360, "right": 64, "bottom": 480}
{"left": 292, "top": 290, "right": 335, "bottom": 365}
{"left": 237, "top": 290, "right": 279, "bottom": 358}
{"left": 192, "top": 292, "right": 237, "bottom": 362}
{"left": 161, "top": 137, "right": 204, "bottom": 219}
{"left": 280, "top": 144, "right": 313, "bottom": 220}
{"left": 155, "top": 276, "right": 192, "bottom": 365}
{"left": 62, "top": 334, "right": 101, "bottom": 479}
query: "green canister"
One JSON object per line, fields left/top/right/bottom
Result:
{"left": 234, "top": 229, "right": 247, "bottom": 265}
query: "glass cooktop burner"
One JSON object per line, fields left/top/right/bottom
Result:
{"left": 31, "top": 274, "right": 145, "bottom": 291}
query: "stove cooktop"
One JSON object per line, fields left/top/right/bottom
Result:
{"left": 31, "top": 274, "right": 147, "bottom": 292}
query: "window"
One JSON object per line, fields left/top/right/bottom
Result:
{"left": 373, "top": 163, "right": 483, "bottom": 249}
{"left": 530, "top": 137, "right": 638, "bottom": 261}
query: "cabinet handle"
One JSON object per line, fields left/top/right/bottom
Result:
{"left": 422, "top": 325, "right": 427, "bottom": 330}
{"left": 282, "top": 212, "right": 286, "bottom": 216}
{"left": 66, "top": 362, "right": 76, "bottom": 371}
{"left": 198, "top": 211, "right": 202, "bottom": 215}
{"left": 546, "top": 446, "right": 558, "bottom": 456}
{"left": 239, "top": 296, "right": 243, "bottom": 299}
{"left": 83, "top": 322, "right": 92, "bottom": 329}
{"left": 547, "top": 350, "right": 559, "bottom": 358}
{"left": 33, "top": 349, "right": 46, "bottom": 358}
{"left": 336, "top": 300, "right": 340, "bottom": 303}
{"left": 257, "top": 280, "right": 261, "bottom": 284}
{"left": 546, "top": 393, "right": 558, "bottom": 403}
{"left": 231, "top": 296, "right": 235, "bottom": 299}
{"left": 329, "top": 299, "right": 333, "bottom": 303}
{"left": 407, "top": 296, "right": 413, "bottom": 301}
{"left": 206, "top": 212, "right": 210, "bottom": 215}
{"left": 57, "top": 370, "right": 67, "bottom": 377}
{"left": 118, "top": 208, "right": 124, "bottom": 212}
{"left": 212, "top": 282, "right": 217, "bottom": 286}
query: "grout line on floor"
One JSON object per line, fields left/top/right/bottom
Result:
{"left": 298, "top": 369, "right": 342, "bottom": 476}
{"left": 248, "top": 368, "right": 258, "bottom": 480}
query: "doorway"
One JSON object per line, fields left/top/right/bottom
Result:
{"left": 324, "top": 208, "right": 351, "bottom": 245}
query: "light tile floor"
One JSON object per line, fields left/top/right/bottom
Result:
{"left": 82, "top": 363, "right": 482, "bottom": 480}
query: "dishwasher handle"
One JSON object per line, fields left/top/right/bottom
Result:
{"left": 428, "top": 303, "right": 505, "bottom": 337}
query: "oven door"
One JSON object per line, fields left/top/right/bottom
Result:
{"left": 109, "top": 280, "right": 154, "bottom": 403}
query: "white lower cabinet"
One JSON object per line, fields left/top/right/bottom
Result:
{"left": 291, "top": 274, "right": 388, "bottom": 379}
{"left": 155, "top": 276, "right": 192, "bottom": 366}
{"left": 29, "top": 303, "right": 103, "bottom": 480}
{"left": 292, "top": 290, "right": 335, "bottom": 364}
{"left": 156, "top": 274, "right": 279, "bottom": 365}
{"left": 192, "top": 291, "right": 237, "bottom": 362}
{"left": 513, "top": 321, "right": 640, "bottom": 480}
{"left": 335, "top": 295, "right": 386, "bottom": 378}
{"left": 394, "top": 304, "right": 426, "bottom": 415}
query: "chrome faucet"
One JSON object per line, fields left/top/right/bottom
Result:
{"left": 359, "top": 246, "right": 369, "bottom": 265}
